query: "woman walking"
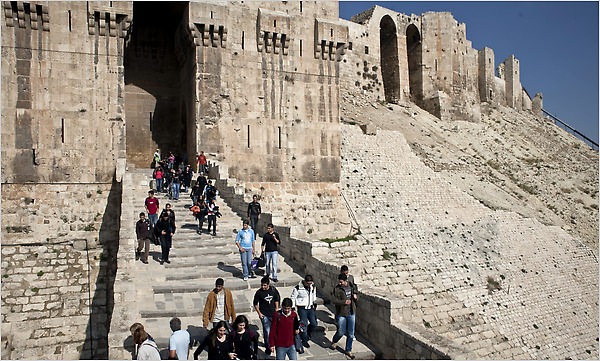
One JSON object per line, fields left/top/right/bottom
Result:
{"left": 193, "top": 321, "right": 235, "bottom": 360}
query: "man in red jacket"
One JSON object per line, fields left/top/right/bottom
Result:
{"left": 269, "top": 298, "right": 299, "bottom": 360}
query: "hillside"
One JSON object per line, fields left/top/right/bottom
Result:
{"left": 340, "top": 95, "right": 599, "bottom": 254}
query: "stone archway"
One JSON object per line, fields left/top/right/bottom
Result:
{"left": 379, "top": 15, "right": 400, "bottom": 103}
{"left": 406, "top": 23, "right": 422, "bottom": 103}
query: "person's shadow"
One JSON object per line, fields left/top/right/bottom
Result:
{"left": 123, "top": 335, "right": 136, "bottom": 360}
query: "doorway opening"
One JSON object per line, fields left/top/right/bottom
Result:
{"left": 406, "top": 24, "right": 422, "bottom": 103}
{"left": 379, "top": 15, "right": 400, "bottom": 103}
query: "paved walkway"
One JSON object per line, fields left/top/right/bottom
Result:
{"left": 121, "top": 168, "right": 377, "bottom": 360}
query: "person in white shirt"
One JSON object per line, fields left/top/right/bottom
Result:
{"left": 169, "top": 317, "right": 191, "bottom": 360}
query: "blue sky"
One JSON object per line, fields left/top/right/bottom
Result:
{"left": 339, "top": 1, "right": 599, "bottom": 144}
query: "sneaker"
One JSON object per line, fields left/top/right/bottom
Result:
{"left": 302, "top": 341, "right": 310, "bottom": 348}
{"left": 212, "top": 233, "right": 216, "bottom": 236}
{"left": 345, "top": 351, "right": 355, "bottom": 359}
{"left": 159, "top": 259, "right": 164, "bottom": 265}
{"left": 165, "top": 259, "right": 171, "bottom": 264}
{"left": 142, "top": 260, "right": 149, "bottom": 264}
{"left": 273, "top": 278, "right": 278, "bottom": 283}
{"left": 244, "top": 276, "right": 248, "bottom": 281}
{"left": 330, "top": 342, "right": 337, "bottom": 350}
{"left": 135, "top": 252, "right": 140, "bottom": 261}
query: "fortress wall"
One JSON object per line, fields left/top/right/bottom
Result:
{"left": 188, "top": 2, "right": 345, "bottom": 184}
{"left": 1, "top": 1, "right": 130, "bottom": 183}
{"left": 210, "top": 159, "right": 350, "bottom": 240}
{"left": 1, "top": 181, "right": 122, "bottom": 360}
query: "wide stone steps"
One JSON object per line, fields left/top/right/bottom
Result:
{"left": 125, "top": 169, "right": 378, "bottom": 360}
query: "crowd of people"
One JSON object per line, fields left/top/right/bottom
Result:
{"left": 133, "top": 150, "right": 359, "bottom": 360}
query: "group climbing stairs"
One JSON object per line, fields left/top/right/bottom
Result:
{"left": 125, "top": 168, "right": 377, "bottom": 360}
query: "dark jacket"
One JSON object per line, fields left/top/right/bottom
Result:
{"left": 247, "top": 201, "right": 261, "bottom": 217}
{"left": 155, "top": 217, "right": 175, "bottom": 235}
{"left": 332, "top": 283, "right": 356, "bottom": 317}
{"left": 135, "top": 219, "right": 153, "bottom": 240}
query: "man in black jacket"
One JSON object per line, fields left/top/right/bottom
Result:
{"left": 135, "top": 212, "right": 153, "bottom": 264}
{"left": 247, "top": 195, "right": 261, "bottom": 239}
{"left": 155, "top": 211, "right": 175, "bottom": 264}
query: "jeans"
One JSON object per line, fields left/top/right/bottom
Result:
{"left": 172, "top": 182, "right": 181, "bottom": 200}
{"left": 160, "top": 233, "right": 172, "bottom": 261}
{"left": 275, "top": 345, "right": 297, "bottom": 360}
{"left": 249, "top": 215, "right": 259, "bottom": 238}
{"left": 260, "top": 315, "right": 272, "bottom": 350}
{"left": 148, "top": 213, "right": 158, "bottom": 227}
{"left": 156, "top": 178, "right": 163, "bottom": 192}
{"left": 197, "top": 215, "right": 205, "bottom": 231}
{"left": 207, "top": 215, "right": 216, "bottom": 234}
{"left": 240, "top": 248, "right": 253, "bottom": 278}
{"left": 297, "top": 307, "right": 317, "bottom": 343}
{"left": 265, "top": 251, "right": 278, "bottom": 279}
{"left": 332, "top": 313, "right": 355, "bottom": 352}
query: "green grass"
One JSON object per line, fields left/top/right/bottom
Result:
{"left": 320, "top": 231, "right": 361, "bottom": 244}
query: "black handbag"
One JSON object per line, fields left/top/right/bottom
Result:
{"left": 257, "top": 252, "right": 266, "bottom": 268}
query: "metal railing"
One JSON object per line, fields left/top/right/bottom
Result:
{"left": 542, "top": 109, "right": 598, "bottom": 150}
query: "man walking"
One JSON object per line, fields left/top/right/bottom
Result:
{"left": 144, "top": 190, "right": 159, "bottom": 226}
{"left": 235, "top": 220, "right": 255, "bottom": 281}
{"left": 196, "top": 151, "right": 207, "bottom": 173}
{"left": 203, "top": 278, "right": 236, "bottom": 329}
{"left": 262, "top": 223, "right": 280, "bottom": 282}
{"left": 330, "top": 273, "right": 357, "bottom": 359}
{"left": 169, "top": 317, "right": 191, "bottom": 360}
{"left": 135, "top": 212, "right": 153, "bottom": 264}
{"left": 247, "top": 195, "right": 261, "bottom": 238}
{"left": 269, "top": 298, "right": 299, "bottom": 360}
{"left": 290, "top": 275, "right": 318, "bottom": 349}
{"left": 155, "top": 211, "right": 175, "bottom": 265}
{"left": 253, "top": 276, "right": 281, "bottom": 356}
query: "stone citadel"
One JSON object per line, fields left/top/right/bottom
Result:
{"left": 1, "top": 1, "right": 597, "bottom": 360}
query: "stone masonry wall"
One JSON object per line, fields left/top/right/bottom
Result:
{"left": 1, "top": 1, "right": 130, "bottom": 183}
{"left": 209, "top": 159, "right": 351, "bottom": 240}
{"left": 1, "top": 181, "right": 122, "bottom": 359}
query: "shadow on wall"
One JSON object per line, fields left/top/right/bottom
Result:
{"left": 79, "top": 176, "right": 122, "bottom": 359}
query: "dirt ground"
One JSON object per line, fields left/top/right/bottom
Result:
{"left": 340, "top": 94, "right": 599, "bottom": 254}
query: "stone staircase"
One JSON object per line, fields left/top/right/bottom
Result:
{"left": 114, "top": 167, "right": 378, "bottom": 360}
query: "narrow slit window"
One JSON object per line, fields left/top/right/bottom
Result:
{"left": 299, "top": 39, "right": 302, "bottom": 56}
{"left": 274, "top": 20, "right": 276, "bottom": 27}
{"left": 242, "top": 31, "right": 245, "bottom": 50}
{"left": 210, "top": 11, "right": 213, "bottom": 19}
{"left": 247, "top": 125, "right": 250, "bottom": 148}
{"left": 61, "top": 118, "right": 65, "bottom": 143}
{"left": 365, "top": 45, "right": 369, "bottom": 54}
{"left": 300, "top": 1, "right": 302, "bottom": 13}
{"left": 348, "top": 41, "right": 352, "bottom": 50}
{"left": 331, "top": 28, "right": 333, "bottom": 37}
{"left": 278, "top": 126, "right": 282, "bottom": 149}
{"left": 68, "top": 10, "right": 71, "bottom": 31}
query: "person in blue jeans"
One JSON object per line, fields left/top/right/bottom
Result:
{"left": 330, "top": 273, "right": 357, "bottom": 359}
{"left": 235, "top": 220, "right": 255, "bottom": 281}
{"left": 290, "top": 275, "right": 318, "bottom": 349}
{"left": 253, "top": 276, "right": 281, "bottom": 357}
{"left": 262, "top": 223, "right": 281, "bottom": 282}
{"left": 172, "top": 170, "right": 182, "bottom": 200}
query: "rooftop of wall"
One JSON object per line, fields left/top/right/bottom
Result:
{"left": 193, "top": 0, "right": 339, "bottom": 21}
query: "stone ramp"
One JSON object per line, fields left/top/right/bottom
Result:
{"left": 114, "top": 168, "right": 377, "bottom": 360}
{"left": 332, "top": 124, "right": 599, "bottom": 360}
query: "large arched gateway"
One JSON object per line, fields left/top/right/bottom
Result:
{"left": 406, "top": 23, "right": 422, "bottom": 103}
{"left": 379, "top": 15, "right": 400, "bottom": 103}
